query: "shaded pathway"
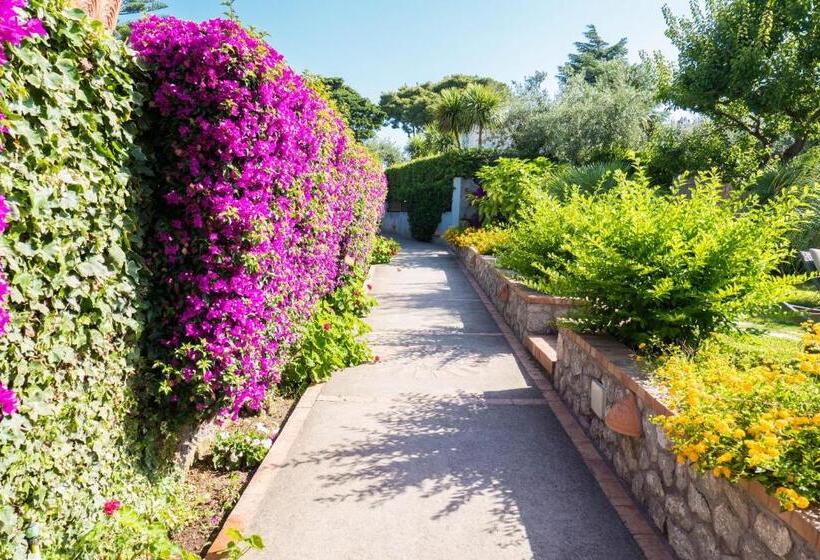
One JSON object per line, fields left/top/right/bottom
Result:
{"left": 245, "top": 240, "right": 644, "bottom": 559}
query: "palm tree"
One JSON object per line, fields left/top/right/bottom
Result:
{"left": 464, "top": 84, "right": 504, "bottom": 147}
{"left": 434, "top": 88, "right": 470, "bottom": 149}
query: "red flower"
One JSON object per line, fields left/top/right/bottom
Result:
{"left": 373, "top": 356, "right": 380, "bottom": 363}
{"left": 103, "top": 499, "right": 121, "bottom": 516}
{"left": 322, "top": 322, "right": 332, "bottom": 331}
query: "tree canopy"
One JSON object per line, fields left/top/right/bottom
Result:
{"left": 663, "top": 0, "right": 820, "bottom": 162}
{"left": 309, "top": 75, "right": 385, "bottom": 142}
{"left": 119, "top": 0, "right": 167, "bottom": 16}
{"left": 380, "top": 75, "right": 507, "bottom": 137}
{"left": 558, "top": 24, "right": 628, "bottom": 84}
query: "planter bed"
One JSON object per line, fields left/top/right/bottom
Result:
{"left": 451, "top": 242, "right": 820, "bottom": 560}
{"left": 454, "top": 245, "right": 574, "bottom": 340}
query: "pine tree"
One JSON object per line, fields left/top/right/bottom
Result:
{"left": 558, "top": 25, "right": 628, "bottom": 84}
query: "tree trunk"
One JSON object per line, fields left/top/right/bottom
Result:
{"left": 478, "top": 125, "right": 484, "bottom": 148}
{"left": 781, "top": 136, "right": 807, "bottom": 163}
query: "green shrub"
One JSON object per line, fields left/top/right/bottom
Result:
{"left": 0, "top": 3, "right": 188, "bottom": 556}
{"left": 643, "top": 120, "right": 766, "bottom": 187}
{"left": 499, "top": 168, "right": 805, "bottom": 347}
{"left": 473, "top": 157, "right": 555, "bottom": 224}
{"left": 281, "top": 271, "right": 374, "bottom": 393}
{"left": 747, "top": 148, "right": 820, "bottom": 265}
{"left": 369, "top": 235, "right": 400, "bottom": 264}
{"left": 385, "top": 149, "right": 499, "bottom": 241}
{"left": 546, "top": 160, "right": 626, "bottom": 197}
{"left": 211, "top": 428, "right": 273, "bottom": 472}
{"left": 55, "top": 504, "right": 199, "bottom": 560}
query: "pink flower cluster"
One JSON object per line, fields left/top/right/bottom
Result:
{"left": 0, "top": 196, "right": 11, "bottom": 418}
{"left": 0, "top": 0, "right": 43, "bottom": 64}
{"left": 131, "top": 18, "right": 386, "bottom": 418}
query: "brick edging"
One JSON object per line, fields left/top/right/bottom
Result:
{"left": 454, "top": 254, "right": 676, "bottom": 560}
{"left": 205, "top": 383, "right": 325, "bottom": 559}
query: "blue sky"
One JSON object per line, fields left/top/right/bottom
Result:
{"left": 149, "top": 0, "right": 692, "bottom": 144}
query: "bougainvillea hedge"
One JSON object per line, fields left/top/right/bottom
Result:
{"left": 131, "top": 16, "right": 386, "bottom": 419}
{"left": 0, "top": 3, "right": 386, "bottom": 557}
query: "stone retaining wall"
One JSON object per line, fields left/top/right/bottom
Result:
{"left": 455, "top": 245, "right": 573, "bottom": 340}
{"left": 555, "top": 329, "right": 820, "bottom": 560}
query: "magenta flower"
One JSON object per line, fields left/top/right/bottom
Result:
{"left": 130, "top": 17, "right": 386, "bottom": 418}
{"left": 103, "top": 499, "right": 122, "bottom": 517}
{"left": 0, "top": 383, "right": 16, "bottom": 415}
{"left": 0, "top": 0, "right": 45, "bottom": 65}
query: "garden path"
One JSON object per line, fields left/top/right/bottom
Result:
{"left": 235, "top": 240, "right": 644, "bottom": 559}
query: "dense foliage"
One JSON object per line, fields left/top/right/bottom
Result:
{"left": 443, "top": 226, "right": 509, "bottom": 256}
{"left": 472, "top": 157, "right": 554, "bottom": 224}
{"left": 0, "top": 2, "right": 185, "bottom": 556}
{"left": 498, "top": 168, "right": 803, "bottom": 347}
{"left": 656, "top": 323, "right": 820, "bottom": 510}
{"left": 557, "top": 24, "right": 628, "bottom": 85}
{"left": 281, "top": 271, "right": 374, "bottom": 393}
{"left": 369, "top": 234, "right": 400, "bottom": 264}
{"left": 663, "top": 0, "right": 819, "bottom": 162}
{"left": 497, "top": 58, "right": 661, "bottom": 163}
{"left": 379, "top": 74, "right": 507, "bottom": 137}
{"left": 308, "top": 75, "right": 385, "bottom": 142}
{"left": 385, "top": 149, "right": 498, "bottom": 241}
{"left": 642, "top": 119, "right": 766, "bottom": 186}
{"left": 211, "top": 427, "right": 273, "bottom": 472}
{"left": 131, "top": 17, "right": 386, "bottom": 419}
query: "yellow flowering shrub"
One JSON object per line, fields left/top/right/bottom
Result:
{"left": 444, "top": 226, "right": 510, "bottom": 255}
{"left": 655, "top": 323, "right": 820, "bottom": 511}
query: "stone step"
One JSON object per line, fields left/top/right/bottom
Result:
{"left": 524, "top": 334, "right": 558, "bottom": 375}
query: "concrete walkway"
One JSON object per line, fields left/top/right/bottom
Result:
{"left": 245, "top": 240, "right": 644, "bottom": 559}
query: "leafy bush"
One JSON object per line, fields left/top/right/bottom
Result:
{"left": 369, "top": 235, "right": 400, "bottom": 264}
{"left": 132, "top": 17, "right": 386, "bottom": 418}
{"left": 211, "top": 428, "right": 273, "bottom": 472}
{"left": 547, "top": 160, "right": 626, "bottom": 197}
{"left": 472, "top": 157, "right": 554, "bottom": 224}
{"left": 281, "top": 271, "right": 374, "bottom": 393}
{"left": 747, "top": 147, "right": 820, "bottom": 265}
{"left": 655, "top": 323, "right": 820, "bottom": 511}
{"left": 643, "top": 120, "right": 766, "bottom": 187}
{"left": 57, "top": 504, "right": 198, "bottom": 560}
{"left": 385, "top": 149, "right": 499, "bottom": 241}
{"left": 443, "top": 226, "right": 510, "bottom": 255}
{"left": 499, "top": 168, "right": 804, "bottom": 347}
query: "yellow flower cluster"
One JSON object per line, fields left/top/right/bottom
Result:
{"left": 776, "top": 488, "right": 810, "bottom": 511}
{"left": 443, "top": 227, "right": 510, "bottom": 255}
{"left": 654, "top": 323, "right": 820, "bottom": 511}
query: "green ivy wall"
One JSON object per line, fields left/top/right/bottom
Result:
{"left": 0, "top": 3, "right": 180, "bottom": 557}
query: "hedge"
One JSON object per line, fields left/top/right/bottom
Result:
{"left": 385, "top": 149, "right": 498, "bottom": 241}
{"left": 0, "top": 5, "right": 386, "bottom": 556}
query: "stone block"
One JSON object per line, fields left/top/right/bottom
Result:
{"left": 753, "top": 513, "right": 792, "bottom": 557}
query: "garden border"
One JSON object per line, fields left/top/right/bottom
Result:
{"left": 205, "top": 382, "right": 326, "bottom": 559}
{"left": 454, "top": 245, "right": 575, "bottom": 339}
{"left": 451, "top": 242, "right": 820, "bottom": 559}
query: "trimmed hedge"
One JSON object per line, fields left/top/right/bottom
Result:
{"left": 385, "top": 149, "right": 498, "bottom": 241}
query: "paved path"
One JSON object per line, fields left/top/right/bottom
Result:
{"left": 245, "top": 240, "right": 644, "bottom": 559}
